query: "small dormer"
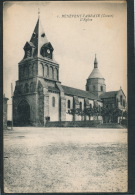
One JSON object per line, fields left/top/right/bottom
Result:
{"left": 40, "top": 42, "right": 54, "bottom": 59}
{"left": 23, "top": 42, "right": 35, "bottom": 59}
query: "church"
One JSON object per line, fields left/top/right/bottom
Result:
{"left": 13, "top": 16, "right": 126, "bottom": 126}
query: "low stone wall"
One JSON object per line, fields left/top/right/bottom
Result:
{"left": 45, "top": 120, "right": 102, "bottom": 127}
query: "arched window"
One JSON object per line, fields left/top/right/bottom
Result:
{"left": 23, "top": 66, "right": 27, "bottom": 78}
{"left": 52, "top": 68, "right": 54, "bottom": 79}
{"left": 30, "top": 82, "right": 34, "bottom": 92}
{"left": 49, "top": 66, "right": 53, "bottom": 79}
{"left": 38, "top": 81, "right": 43, "bottom": 94}
{"left": 120, "top": 95, "right": 123, "bottom": 105}
{"left": 20, "top": 84, "right": 23, "bottom": 94}
{"left": 38, "top": 63, "right": 43, "bottom": 76}
{"left": 101, "top": 86, "right": 103, "bottom": 91}
{"left": 44, "top": 65, "right": 48, "bottom": 77}
{"left": 67, "top": 100, "right": 70, "bottom": 109}
{"left": 29, "top": 64, "right": 33, "bottom": 77}
{"left": 56, "top": 69, "right": 58, "bottom": 80}
{"left": 54, "top": 68, "right": 58, "bottom": 80}
{"left": 23, "top": 65, "right": 28, "bottom": 78}
{"left": 80, "top": 102, "right": 82, "bottom": 110}
{"left": 52, "top": 96, "right": 55, "bottom": 107}
{"left": 93, "top": 85, "right": 95, "bottom": 91}
{"left": 24, "top": 83, "right": 29, "bottom": 93}
{"left": 33, "top": 63, "right": 36, "bottom": 76}
{"left": 47, "top": 66, "right": 49, "bottom": 76}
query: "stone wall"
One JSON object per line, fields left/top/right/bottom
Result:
{"left": 65, "top": 95, "right": 73, "bottom": 121}
{"left": 45, "top": 120, "right": 102, "bottom": 127}
{"left": 60, "top": 96, "right": 66, "bottom": 121}
{"left": 19, "top": 61, "right": 38, "bottom": 80}
{"left": 48, "top": 92, "right": 60, "bottom": 121}
{"left": 86, "top": 78, "right": 106, "bottom": 97}
{"left": 37, "top": 61, "right": 59, "bottom": 81}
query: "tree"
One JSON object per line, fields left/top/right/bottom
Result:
{"left": 83, "top": 105, "right": 93, "bottom": 120}
{"left": 67, "top": 108, "right": 84, "bottom": 121}
{"left": 100, "top": 106, "right": 123, "bottom": 123}
{"left": 93, "top": 105, "right": 101, "bottom": 120}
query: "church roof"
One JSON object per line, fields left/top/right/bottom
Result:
{"left": 30, "top": 17, "right": 49, "bottom": 57}
{"left": 62, "top": 85, "right": 101, "bottom": 101}
{"left": 88, "top": 55, "right": 104, "bottom": 79}
{"left": 100, "top": 91, "right": 118, "bottom": 99}
{"left": 48, "top": 86, "right": 59, "bottom": 93}
{"left": 42, "top": 42, "right": 54, "bottom": 50}
{"left": 88, "top": 68, "right": 104, "bottom": 79}
{"left": 24, "top": 41, "right": 35, "bottom": 49}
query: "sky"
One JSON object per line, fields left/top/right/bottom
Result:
{"left": 3, "top": 1, "right": 127, "bottom": 119}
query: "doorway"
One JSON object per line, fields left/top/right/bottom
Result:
{"left": 17, "top": 99, "right": 30, "bottom": 126}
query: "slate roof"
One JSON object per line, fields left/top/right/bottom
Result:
{"left": 48, "top": 86, "right": 59, "bottom": 93}
{"left": 88, "top": 68, "right": 104, "bottom": 79}
{"left": 23, "top": 41, "right": 35, "bottom": 49}
{"left": 27, "top": 42, "right": 35, "bottom": 48}
{"left": 100, "top": 91, "right": 118, "bottom": 99}
{"left": 30, "top": 18, "right": 49, "bottom": 53}
{"left": 42, "top": 42, "right": 54, "bottom": 50}
{"left": 62, "top": 85, "right": 101, "bottom": 101}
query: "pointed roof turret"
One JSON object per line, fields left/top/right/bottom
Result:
{"left": 88, "top": 55, "right": 104, "bottom": 79}
{"left": 94, "top": 54, "right": 98, "bottom": 68}
{"left": 20, "top": 12, "right": 58, "bottom": 63}
{"left": 29, "top": 13, "right": 49, "bottom": 57}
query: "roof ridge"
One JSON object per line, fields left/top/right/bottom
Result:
{"left": 104, "top": 90, "right": 118, "bottom": 93}
{"left": 62, "top": 85, "right": 101, "bottom": 101}
{"left": 62, "top": 85, "right": 90, "bottom": 93}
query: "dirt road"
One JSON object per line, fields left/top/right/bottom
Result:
{"left": 4, "top": 127, "right": 127, "bottom": 193}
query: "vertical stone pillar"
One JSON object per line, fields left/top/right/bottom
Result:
{"left": 60, "top": 96, "right": 66, "bottom": 121}
{"left": 43, "top": 87, "right": 49, "bottom": 125}
{"left": 44, "top": 93, "right": 49, "bottom": 124}
{"left": 73, "top": 96, "right": 79, "bottom": 121}
{"left": 84, "top": 98, "right": 89, "bottom": 121}
{"left": 56, "top": 82, "right": 66, "bottom": 121}
{"left": 35, "top": 93, "right": 39, "bottom": 126}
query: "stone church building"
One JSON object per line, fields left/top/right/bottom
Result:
{"left": 13, "top": 16, "right": 126, "bottom": 126}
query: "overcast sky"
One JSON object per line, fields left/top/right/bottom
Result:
{"left": 3, "top": 1, "right": 127, "bottom": 119}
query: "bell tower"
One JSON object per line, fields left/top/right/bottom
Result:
{"left": 86, "top": 55, "right": 106, "bottom": 97}
{"left": 13, "top": 13, "right": 60, "bottom": 126}
{"left": 19, "top": 13, "right": 59, "bottom": 82}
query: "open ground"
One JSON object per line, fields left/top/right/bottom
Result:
{"left": 4, "top": 127, "right": 127, "bottom": 193}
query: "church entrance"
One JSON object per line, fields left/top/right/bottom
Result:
{"left": 17, "top": 99, "right": 30, "bottom": 126}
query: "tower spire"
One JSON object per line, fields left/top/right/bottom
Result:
{"left": 29, "top": 12, "right": 48, "bottom": 57}
{"left": 38, "top": 8, "right": 40, "bottom": 18}
{"left": 94, "top": 54, "right": 98, "bottom": 68}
